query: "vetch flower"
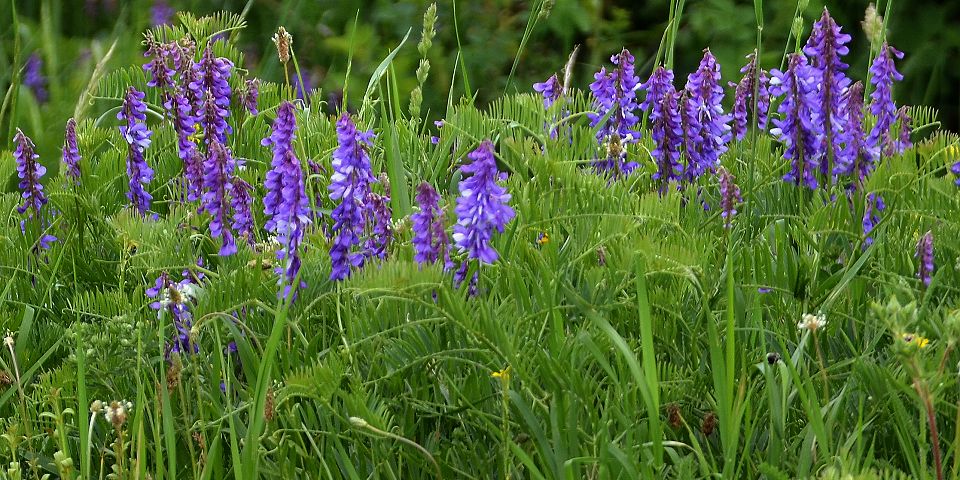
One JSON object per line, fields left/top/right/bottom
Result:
{"left": 150, "top": 0, "right": 175, "bottom": 26}
{"left": 533, "top": 74, "right": 562, "bottom": 109}
{"left": 143, "top": 33, "right": 176, "bottom": 96}
{"left": 589, "top": 49, "right": 641, "bottom": 177}
{"left": 241, "top": 78, "right": 260, "bottom": 116}
{"left": 147, "top": 272, "right": 198, "bottom": 356}
{"left": 329, "top": 113, "right": 377, "bottom": 280}
{"left": 651, "top": 88, "right": 684, "bottom": 187}
{"left": 867, "top": 43, "right": 904, "bottom": 157}
{"left": 915, "top": 230, "right": 934, "bottom": 286}
{"left": 411, "top": 182, "right": 452, "bottom": 269}
{"left": 861, "top": 193, "right": 884, "bottom": 247}
{"left": 682, "top": 49, "right": 731, "bottom": 180}
{"left": 798, "top": 313, "right": 827, "bottom": 332}
{"left": 62, "top": 118, "right": 82, "bottom": 184}
{"left": 717, "top": 167, "right": 741, "bottom": 229}
{"left": 895, "top": 106, "right": 912, "bottom": 154}
{"left": 363, "top": 192, "right": 392, "bottom": 260}
{"left": 833, "top": 82, "right": 877, "bottom": 184}
{"left": 230, "top": 177, "right": 255, "bottom": 246}
{"left": 453, "top": 140, "right": 515, "bottom": 263}
{"left": 165, "top": 88, "right": 203, "bottom": 201}
{"left": 263, "top": 101, "right": 311, "bottom": 296}
{"left": 118, "top": 87, "right": 154, "bottom": 215}
{"left": 730, "top": 51, "right": 770, "bottom": 141}
{"left": 14, "top": 130, "right": 56, "bottom": 251}
{"left": 24, "top": 53, "right": 48, "bottom": 104}
{"left": 804, "top": 7, "right": 852, "bottom": 177}
{"left": 190, "top": 45, "right": 233, "bottom": 144}
{"left": 770, "top": 54, "right": 822, "bottom": 190}
{"left": 202, "top": 139, "right": 237, "bottom": 256}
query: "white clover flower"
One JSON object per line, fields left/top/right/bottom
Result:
{"left": 797, "top": 313, "right": 827, "bottom": 332}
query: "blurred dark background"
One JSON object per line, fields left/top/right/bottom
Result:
{"left": 2, "top": 0, "right": 958, "bottom": 153}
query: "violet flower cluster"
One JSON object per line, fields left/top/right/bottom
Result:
{"left": 803, "top": 8, "right": 852, "bottom": 177}
{"left": 833, "top": 82, "right": 877, "bottom": 184}
{"left": 146, "top": 272, "right": 199, "bottom": 357}
{"left": 770, "top": 54, "right": 821, "bottom": 190}
{"left": 867, "top": 43, "right": 904, "bottom": 157}
{"left": 412, "top": 182, "right": 452, "bottom": 269}
{"left": 24, "top": 53, "right": 48, "bottom": 104}
{"left": 861, "top": 193, "right": 885, "bottom": 247}
{"left": 230, "top": 177, "right": 255, "bottom": 246}
{"left": 641, "top": 67, "right": 683, "bottom": 186}
{"left": 681, "top": 49, "right": 731, "bottom": 180}
{"left": 118, "top": 87, "right": 154, "bottom": 215}
{"left": 62, "top": 118, "right": 82, "bottom": 184}
{"left": 14, "top": 129, "right": 57, "bottom": 248}
{"left": 364, "top": 192, "right": 393, "bottom": 260}
{"left": 191, "top": 45, "right": 234, "bottom": 145}
{"left": 915, "top": 230, "right": 934, "bottom": 286}
{"left": 452, "top": 140, "right": 515, "bottom": 263}
{"left": 588, "top": 49, "right": 641, "bottom": 177}
{"left": 533, "top": 74, "right": 562, "bottom": 109}
{"left": 329, "top": 113, "right": 377, "bottom": 281}
{"left": 717, "top": 167, "right": 741, "bottom": 229}
{"left": 263, "top": 101, "right": 311, "bottom": 296}
{"left": 730, "top": 52, "right": 770, "bottom": 141}
{"left": 241, "top": 78, "right": 260, "bottom": 116}
{"left": 202, "top": 140, "right": 238, "bottom": 255}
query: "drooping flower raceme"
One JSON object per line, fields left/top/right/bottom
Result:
{"left": 533, "top": 74, "right": 562, "bottom": 109}
{"left": 143, "top": 34, "right": 177, "bottom": 97}
{"left": 717, "top": 167, "right": 741, "bottom": 229}
{"left": 770, "top": 54, "right": 822, "bottom": 190}
{"left": 190, "top": 45, "right": 233, "bottom": 145}
{"left": 730, "top": 51, "right": 770, "bottom": 141}
{"left": 453, "top": 140, "right": 515, "bottom": 263}
{"left": 263, "top": 101, "right": 311, "bottom": 296}
{"left": 589, "top": 49, "right": 641, "bottom": 177}
{"left": 62, "top": 118, "right": 82, "bottom": 184}
{"left": 861, "top": 193, "right": 885, "bottom": 247}
{"left": 329, "top": 113, "right": 377, "bottom": 280}
{"left": 202, "top": 139, "right": 237, "bottom": 256}
{"left": 833, "top": 82, "right": 877, "bottom": 184}
{"left": 641, "top": 67, "right": 683, "bottom": 186}
{"left": 867, "top": 43, "right": 904, "bottom": 157}
{"left": 682, "top": 49, "right": 731, "bottom": 180}
{"left": 412, "top": 182, "right": 452, "bottom": 269}
{"left": 915, "top": 230, "right": 934, "bottom": 286}
{"left": 118, "top": 87, "right": 154, "bottom": 215}
{"left": 803, "top": 7, "right": 852, "bottom": 177}
{"left": 14, "top": 129, "right": 49, "bottom": 218}
{"left": 166, "top": 87, "right": 203, "bottom": 201}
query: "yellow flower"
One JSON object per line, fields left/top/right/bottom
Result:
{"left": 537, "top": 232, "right": 550, "bottom": 246}
{"left": 188, "top": 124, "right": 204, "bottom": 144}
{"left": 491, "top": 366, "right": 511, "bottom": 381}
{"left": 902, "top": 333, "right": 930, "bottom": 348}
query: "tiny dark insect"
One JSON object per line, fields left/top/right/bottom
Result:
{"left": 767, "top": 352, "right": 781, "bottom": 365}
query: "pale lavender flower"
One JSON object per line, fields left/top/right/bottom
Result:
{"left": 861, "top": 193, "right": 884, "bottom": 247}
{"left": 718, "top": 167, "right": 741, "bottom": 229}
{"left": 150, "top": 0, "right": 175, "bottom": 27}
{"left": 533, "top": 74, "right": 562, "bottom": 108}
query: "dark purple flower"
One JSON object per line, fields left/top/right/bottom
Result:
{"left": 165, "top": 87, "right": 203, "bottom": 201}
{"left": 231, "top": 177, "right": 255, "bottom": 246}
{"left": 24, "top": 54, "right": 48, "bottom": 104}
{"left": 452, "top": 260, "right": 479, "bottom": 296}
{"left": 589, "top": 49, "right": 641, "bottom": 177}
{"left": 682, "top": 49, "right": 731, "bottom": 180}
{"left": 364, "top": 192, "right": 392, "bottom": 260}
{"left": 143, "top": 35, "right": 176, "bottom": 96}
{"left": 861, "top": 193, "right": 884, "bottom": 247}
{"left": 533, "top": 74, "right": 562, "bottom": 108}
{"left": 412, "top": 182, "right": 452, "bottom": 269}
{"left": 770, "top": 54, "right": 821, "bottom": 190}
{"left": 803, "top": 7, "right": 852, "bottom": 177}
{"left": 263, "top": 101, "right": 311, "bottom": 296}
{"left": 453, "top": 140, "right": 515, "bottom": 263}
{"left": 651, "top": 88, "right": 684, "bottom": 186}
{"left": 833, "top": 82, "right": 877, "bottom": 185}
{"left": 895, "top": 106, "right": 912, "bottom": 153}
{"left": 62, "top": 118, "right": 82, "bottom": 184}
{"left": 718, "top": 167, "right": 741, "bottom": 229}
{"left": 118, "top": 87, "right": 154, "bottom": 215}
{"left": 150, "top": 0, "right": 175, "bottom": 27}
{"left": 202, "top": 139, "right": 237, "bottom": 256}
{"left": 329, "top": 113, "right": 377, "bottom": 280}
{"left": 915, "top": 230, "right": 934, "bottom": 286}
{"left": 14, "top": 129, "right": 49, "bottom": 218}
{"left": 241, "top": 78, "right": 260, "bottom": 116}
{"left": 730, "top": 52, "right": 770, "bottom": 141}
{"left": 190, "top": 45, "right": 233, "bottom": 144}
{"left": 867, "top": 43, "right": 904, "bottom": 157}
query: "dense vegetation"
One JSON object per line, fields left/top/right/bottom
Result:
{"left": 2, "top": 1, "right": 960, "bottom": 479}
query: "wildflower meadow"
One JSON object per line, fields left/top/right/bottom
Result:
{"left": 2, "top": 1, "right": 960, "bottom": 479}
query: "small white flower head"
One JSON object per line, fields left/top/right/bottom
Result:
{"left": 3, "top": 331, "right": 14, "bottom": 348}
{"left": 90, "top": 400, "right": 103, "bottom": 414}
{"left": 104, "top": 400, "right": 131, "bottom": 428}
{"left": 798, "top": 313, "right": 827, "bottom": 333}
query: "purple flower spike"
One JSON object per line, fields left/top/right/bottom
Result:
{"left": 718, "top": 167, "right": 741, "bottom": 229}
{"left": 833, "top": 82, "right": 878, "bottom": 185}
{"left": 24, "top": 54, "right": 48, "bottom": 104}
{"left": 730, "top": 52, "right": 771, "bottom": 141}
{"left": 589, "top": 49, "right": 641, "bottom": 177}
{"left": 165, "top": 87, "right": 203, "bottom": 201}
{"left": 770, "top": 54, "right": 821, "bottom": 190}
{"left": 14, "top": 129, "right": 49, "bottom": 218}
{"left": 453, "top": 140, "right": 515, "bottom": 263}
{"left": 263, "top": 102, "right": 311, "bottom": 295}
{"left": 147, "top": 272, "right": 199, "bottom": 357}
{"left": 651, "top": 89, "right": 684, "bottom": 187}
{"left": 118, "top": 87, "right": 154, "bottom": 215}
{"left": 803, "top": 7, "right": 852, "bottom": 177}
{"left": 861, "top": 193, "right": 885, "bottom": 247}
{"left": 329, "top": 113, "right": 377, "bottom": 280}
{"left": 412, "top": 182, "right": 452, "bottom": 269}
{"left": 202, "top": 139, "right": 237, "bottom": 256}
{"left": 682, "top": 49, "right": 731, "bottom": 180}
{"left": 231, "top": 177, "right": 255, "bottom": 246}
{"left": 915, "top": 230, "right": 934, "bottom": 286}
{"left": 143, "top": 35, "right": 176, "bottom": 95}
{"left": 895, "top": 106, "right": 912, "bottom": 153}
{"left": 533, "top": 74, "right": 562, "bottom": 109}
{"left": 190, "top": 45, "right": 233, "bottom": 144}
{"left": 364, "top": 192, "right": 392, "bottom": 260}
{"left": 62, "top": 118, "right": 82, "bottom": 184}
{"left": 867, "top": 43, "right": 904, "bottom": 157}
{"left": 242, "top": 78, "right": 260, "bottom": 116}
